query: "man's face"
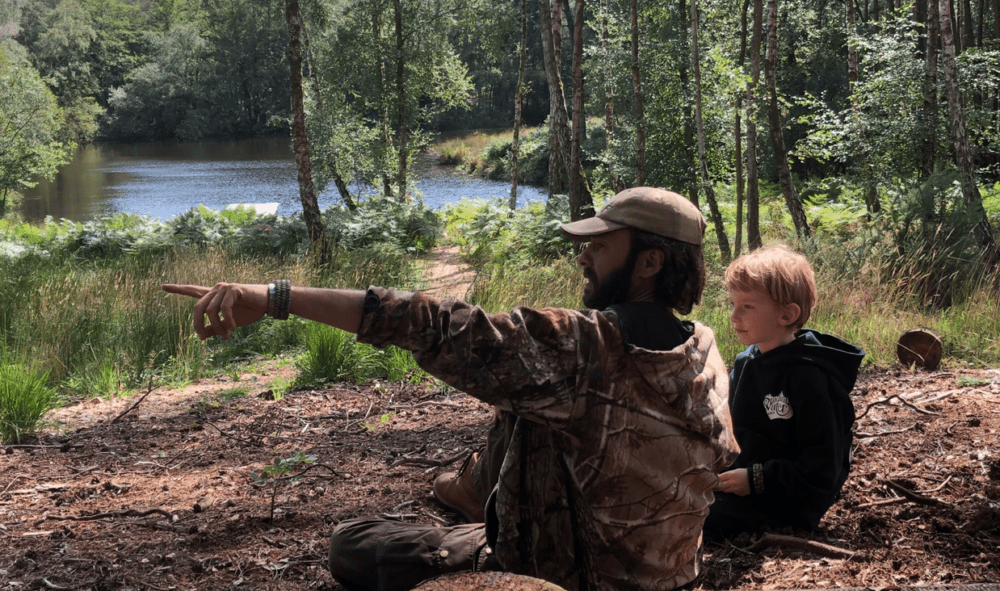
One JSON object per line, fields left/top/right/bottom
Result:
{"left": 576, "top": 228, "right": 636, "bottom": 310}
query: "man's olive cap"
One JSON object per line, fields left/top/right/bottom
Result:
{"left": 560, "top": 187, "right": 706, "bottom": 246}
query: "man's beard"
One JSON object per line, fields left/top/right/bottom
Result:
{"left": 582, "top": 249, "right": 639, "bottom": 310}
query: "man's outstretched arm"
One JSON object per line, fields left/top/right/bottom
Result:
{"left": 162, "top": 283, "right": 365, "bottom": 340}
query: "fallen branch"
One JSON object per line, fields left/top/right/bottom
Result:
{"left": 855, "top": 422, "right": 919, "bottom": 439}
{"left": 856, "top": 394, "right": 938, "bottom": 421}
{"left": 389, "top": 448, "right": 470, "bottom": 469}
{"left": 111, "top": 375, "right": 155, "bottom": 424}
{"left": 746, "top": 533, "right": 857, "bottom": 559}
{"left": 132, "top": 518, "right": 197, "bottom": 534}
{"left": 884, "top": 479, "right": 948, "bottom": 506}
{"left": 855, "top": 496, "right": 907, "bottom": 510}
{"left": 33, "top": 508, "right": 176, "bottom": 527}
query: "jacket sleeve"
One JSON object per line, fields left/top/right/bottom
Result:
{"left": 355, "top": 287, "right": 627, "bottom": 431}
{"left": 759, "top": 364, "right": 852, "bottom": 503}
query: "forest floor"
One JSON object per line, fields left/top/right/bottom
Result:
{"left": 3, "top": 249, "right": 1000, "bottom": 591}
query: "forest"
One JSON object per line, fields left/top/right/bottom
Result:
{"left": 3, "top": 0, "right": 1000, "bottom": 254}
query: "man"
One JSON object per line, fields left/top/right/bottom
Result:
{"left": 163, "top": 187, "right": 739, "bottom": 591}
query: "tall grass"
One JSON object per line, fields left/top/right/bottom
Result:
{"left": 295, "top": 323, "right": 424, "bottom": 387}
{"left": 0, "top": 358, "right": 57, "bottom": 443}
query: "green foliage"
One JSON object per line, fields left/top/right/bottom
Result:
{"left": 0, "top": 359, "right": 57, "bottom": 443}
{"left": 0, "top": 40, "right": 72, "bottom": 210}
{"left": 251, "top": 450, "right": 316, "bottom": 521}
{"left": 295, "top": 323, "right": 423, "bottom": 388}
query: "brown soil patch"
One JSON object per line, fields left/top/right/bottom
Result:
{"left": 5, "top": 367, "right": 1000, "bottom": 590}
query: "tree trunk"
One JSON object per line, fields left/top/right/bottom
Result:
{"left": 691, "top": 0, "right": 731, "bottom": 261}
{"left": 961, "top": 0, "right": 973, "bottom": 49}
{"left": 393, "top": 0, "right": 408, "bottom": 202}
{"left": 373, "top": 8, "right": 394, "bottom": 199}
{"left": 285, "top": 0, "right": 328, "bottom": 262}
{"left": 679, "top": 0, "right": 699, "bottom": 207}
{"left": 569, "top": 0, "right": 595, "bottom": 220}
{"left": 302, "top": 18, "right": 356, "bottom": 212}
{"left": 746, "top": 0, "right": 763, "bottom": 250}
{"left": 630, "top": 0, "right": 646, "bottom": 185}
{"left": 848, "top": 0, "right": 881, "bottom": 214}
{"left": 734, "top": 0, "right": 751, "bottom": 257}
{"left": 921, "top": 0, "right": 940, "bottom": 177}
{"left": 510, "top": 0, "right": 529, "bottom": 210}
{"left": 600, "top": 0, "right": 623, "bottom": 192}
{"left": 764, "top": 0, "right": 811, "bottom": 240}
{"left": 539, "top": 0, "right": 571, "bottom": 197}
{"left": 939, "top": 0, "right": 996, "bottom": 250}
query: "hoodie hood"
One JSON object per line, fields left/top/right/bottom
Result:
{"left": 736, "top": 329, "right": 865, "bottom": 393}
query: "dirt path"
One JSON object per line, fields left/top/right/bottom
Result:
{"left": 415, "top": 244, "right": 476, "bottom": 300}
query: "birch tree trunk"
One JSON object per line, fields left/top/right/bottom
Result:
{"left": 510, "top": 0, "right": 528, "bottom": 210}
{"left": 921, "top": 0, "right": 940, "bottom": 177}
{"left": 691, "top": 0, "right": 731, "bottom": 261}
{"left": 764, "top": 0, "right": 811, "bottom": 240}
{"left": 539, "top": 0, "right": 571, "bottom": 197}
{"left": 285, "top": 0, "right": 328, "bottom": 261}
{"left": 373, "top": 8, "right": 394, "bottom": 199}
{"left": 600, "top": 0, "right": 623, "bottom": 192}
{"left": 569, "top": 0, "right": 595, "bottom": 219}
{"left": 746, "top": 0, "right": 763, "bottom": 250}
{"left": 734, "top": 0, "right": 751, "bottom": 257}
{"left": 679, "top": 0, "right": 699, "bottom": 207}
{"left": 393, "top": 0, "right": 409, "bottom": 202}
{"left": 630, "top": 0, "right": 646, "bottom": 185}
{"left": 939, "top": 0, "right": 996, "bottom": 250}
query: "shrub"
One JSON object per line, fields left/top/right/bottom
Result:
{"left": 0, "top": 362, "right": 56, "bottom": 443}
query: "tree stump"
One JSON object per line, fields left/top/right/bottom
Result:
{"left": 896, "top": 328, "right": 942, "bottom": 370}
{"left": 414, "top": 572, "right": 568, "bottom": 591}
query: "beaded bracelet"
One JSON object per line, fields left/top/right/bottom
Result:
{"left": 267, "top": 279, "right": 291, "bottom": 320}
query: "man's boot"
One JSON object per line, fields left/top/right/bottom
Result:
{"left": 432, "top": 450, "right": 485, "bottom": 523}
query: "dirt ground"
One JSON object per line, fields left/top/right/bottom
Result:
{"left": 3, "top": 252, "right": 1000, "bottom": 590}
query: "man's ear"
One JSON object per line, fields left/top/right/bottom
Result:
{"left": 635, "top": 248, "right": 665, "bottom": 279}
{"left": 781, "top": 303, "right": 801, "bottom": 327}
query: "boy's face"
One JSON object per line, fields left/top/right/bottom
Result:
{"left": 728, "top": 287, "right": 799, "bottom": 353}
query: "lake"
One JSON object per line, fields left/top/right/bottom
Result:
{"left": 19, "top": 137, "right": 546, "bottom": 223}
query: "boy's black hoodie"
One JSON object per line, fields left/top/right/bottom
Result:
{"left": 726, "top": 329, "right": 865, "bottom": 531}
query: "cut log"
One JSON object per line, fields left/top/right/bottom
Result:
{"left": 415, "top": 572, "right": 567, "bottom": 591}
{"left": 897, "top": 328, "right": 942, "bottom": 370}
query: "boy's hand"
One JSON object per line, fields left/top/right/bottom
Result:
{"left": 717, "top": 468, "right": 751, "bottom": 496}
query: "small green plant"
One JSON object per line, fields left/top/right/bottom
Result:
{"left": 0, "top": 362, "right": 57, "bottom": 443}
{"left": 251, "top": 451, "right": 317, "bottom": 521}
{"left": 216, "top": 387, "right": 248, "bottom": 402}
{"left": 361, "top": 411, "right": 395, "bottom": 432}
{"left": 956, "top": 375, "right": 993, "bottom": 388}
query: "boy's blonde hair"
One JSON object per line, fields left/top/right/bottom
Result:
{"left": 725, "top": 245, "right": 817, "bottom": 329}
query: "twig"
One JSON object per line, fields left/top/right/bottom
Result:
{"left": 855, "top": 496, "right": 907, "bottom": 510}
{"left": 270, "top": 463, "right": 347, "bottom": 481}
{"left": 855, "top": 422, "right": 919, "bottom": 439}
{"left": 131, "top": 519, "right": 198, "bottom": 534}
{"left": 111, "top": 375, "right": 155, "bottom": 424}
{"left": 33, "top": 508, "right": 176, "bottom": 527}
{"left": 921, "top": 475, "right": 953, "bottom": 493}
{"left": 423, "top": 511, "right": 450, "bottom": 525}
{"left": 859, "top": 394, "right": 939, "bottom": 420}
{"left": 389, "top": 448, "right": 470, "bottom": 469}
{"left": 42, "top": 578, "right": 98, "bottom": 591}
{"left": 884, "top": 479, "right": 948, "bottom": 506}
{"left": 1, "top": 475, "right": 24, "bottom": 495}
{"left": 746, "top": 533, "right": 857, "bottom": 559}
{"left": 946, "top": 418, "right": 975, "bottom": 435}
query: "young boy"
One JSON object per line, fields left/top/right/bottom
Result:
{"left": 704, "top": 246, "right": 865, "bottom": 541}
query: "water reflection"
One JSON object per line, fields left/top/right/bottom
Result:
{"left": 20, "top": 137, "right": 546, "bottom": 223}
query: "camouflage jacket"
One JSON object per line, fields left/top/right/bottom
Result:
{"left": 357, "top": 288, "right": 739, "bottom": 591}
